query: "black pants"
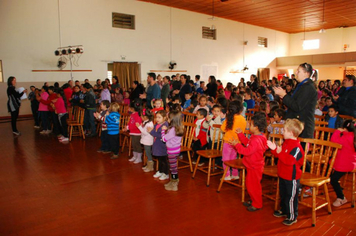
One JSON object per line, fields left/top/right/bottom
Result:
{"left": 330, "top": 170, "right": 346, "bottom": 199}
{"left": 192, "top": 140, "right": 207, "bottom": 162}
{"left": 100, "top": 130, "right": 110, "bottom": 151}
{"left": 10, "top": 109, "right": 19, "bottom": 132}
{"left": 157, "top": 155, "right": 169, "bottom": 174}
{"left": 59, "top": 114, "right": 68, "bottom": 137}
{"left": 31, "top": 105, "right": 39, "bottom": 126}
{"left": 51, "top": 112, "right": 61, "bottom": 135}
{"left": 279, "top": 178, "right": 300, "bottom": 221}
{"left": 108, "top": 134, "right": 120, "bottom": 155}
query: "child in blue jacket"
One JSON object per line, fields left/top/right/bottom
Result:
{"left": 105, "top": 102, "right": 120, "bottom": 159}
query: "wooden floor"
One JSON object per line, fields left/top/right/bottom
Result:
{"left": 1, "top": 120, "right": 356, "bottom": 236}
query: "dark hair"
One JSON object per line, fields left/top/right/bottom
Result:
{"left": 30, "top": 85, "right": 35, "bottom": 89}
{"left": 212, "top": 104, "right": 221, "bottom": 110}
{"left": 83, "top": 83, "right": 92, "bottom": 89}
{"left": 57, "top": 88, "right": 67, "bottom": 109}
{"left": 167, "top": 110, "right": 184, "bottom": 136}
{"left": 188, "top": 80, "right": 194, "bottom": 86}
{"left": 173, "top": 95, "right": 181, "bottom": 103}
{"left": 334, "top": 80, "right": 341, "bottom": 87}
{"left": 148, "top": 72, "right": 156, "bottom": 80}
{"left": 325, "top": 97, "right": 332, "bottom": 101}
{"left": 7, "top": 76, "right": 16, "bottom": 87}
{"left": 75, "top": 80, "right": 79, "bottom": 83}
{"left": 54, "top": 82, "right": 60, "bottom": 88}
{"left": 245, "top": 88, "right": 253, "bottom": 98}
{"left": 208, "top": 97, "right": 214, "bottom": 103}
{"left": 170, "top": 103, "right": 182, "bottom": 112}
{"left": 42, "top": 86, "right": 48, "bottom": 92}
{"left": 217, "top": 97, "right": 228, "bottom": 109}
{"left": 171, "top": 75, "right": 176, "bottom": 79}
{"left": 259, "top": 101, "right": 267, "bottom": 113}
{"left": 226, "top": 100, "right": 243, "bottom": 131}
{"left": 195, "top": 75, "right": 200, "bottom": 80}
{"left": 164, "top": 76, "right": 170, "bottom": 81}
{"left": 342, "top": 119, "right": 356, "bottom": 150}
{"left": 142, "top": 108, "right": 153, "bottom": 123}
{"left": 257, "top": 86, "right": 266, "bottom": 96}
{"left": 191, "top": 99, "right": 198, "bottom": 107}
{"left": 299, "top": 62, "right": 313, "bottom": 77}
{"left": 112, "top": 76, "right": 118, "bottom": 84}
{"left": 48, "top": 86, "right": 55, "bottom": 92}
{"left": 200, "top": 81, "right": 205, "bottom": 84}
{"left": 101, "top": 100, "right": 110, "bottom": 108}
{"left": 181, "top": 74, "right": 187, "bottom": 80}
{"left": 197, "top": 108, "right": 207, "bottom": 117}
{"left": 156, "top": 110, "right": 167, "bottom": 120}
{"left": 62, "top": 83, "right": 70, "bottom": 89}
{"left": 209, "top": 75, "right": 216, "bottom": 84}
{"left": 328, "top": 104, "right": 338, "bottom": 112}
{"left": 322, "top": 88, "right": 332, "bottom": 97}
{"left": 274, "top": 108, "right": 285, "bottom": 119}
{"left": 130, "top": 98, "right": 142, "bottom": 115}
{"left": 345, "top": 75, "right": 356, "bottom": 85}
{"left": 251, "top": 112, "right": 267, "bottom": 132}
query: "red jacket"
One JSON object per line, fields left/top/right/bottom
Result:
{"left": 63, "top": 87, "right": 73, "bottom": 108}
{"left": 271, "top": 139, "right": 304, "bottom": 180}
{"left": 331, "top": 130, "right": 356, "bottom": 172}
{"left": 235, "top": 133, "right": 267, "bottom": 170}
{"left": 128, "top": 112, "right": 142, "bottom": 135}
{"left": 194, "top": 118, "right": 208, "bottom": 146}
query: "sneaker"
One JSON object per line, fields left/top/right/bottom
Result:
{"left": 60, "top": 138, "right": 69, "bottom": 142}
{"left": 333, "top": 198, "right": 347, "bottom": 207}
{"left": 128, "top": 156, "right": 136, "bottom": 162}
{"left": 273, "top": 210, "right": 287, "bottom": 218}
{"left": 192, "top": 161, "right": 197, "bottom": 165}
{"left": 231, "top": 175, "right": 239, "bottom": 180}
{"left": 97, "top": 149, "right": 104, "bottom": 153}
{"left": 45, "top": 130, "right": 52, "bottom": 134}
{"left": 223, "top": 176, "right": 232, "bottom": 181}
{"left": 142, "top": 165, "right": 147, "bottom": 170}
{"left": 178, "top": 155, "right": 183, "bottom": 160}
{"left": 34, "top": 126, "right": 40, "bottom": 129}
{"left": 102, "top": 150, "right": 111, "bottom": 154}
{"left": 153, "top": 171, "right": 163, "bottom": 178}
{"left": 111, "top": 154, "right": 119, "bottom": 159}
{"left": 13, "top": 131, "right": 21, "bottom": 136}
{"left": 133, "top": 159, "right": 142, "bottom": 164}
{"left": 159, "top": 173, "right": 169, "bottom": 181}
{"left": 198, "top": 162, "right": 205, "bottom": 167}
{"left": 40, "top": 130, "right": 47, "bottom": 134}
{"left": 243, "top": 200, "right": 252, "bottom": 207}
{"left": 303, "top": 187, "right": 313, "bottom": 198}
{"left": 282, "top": 218, "right": 297, "bottom": 226}
{"left": 247, "top": 206, "right": 261, "bottom": 212}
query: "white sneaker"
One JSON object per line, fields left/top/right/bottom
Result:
{"left": 40, "top": 130, "right": 47, "bottom": 134}
{"left": 179, "top": 155, "right": 183, "bottom": 160}
{"left": 231, "top": 175, "right": 239, "bottom": 180}
{"left": 159, "top": 173, "right": 169, "bottom": 180}
{"left": 13, "top": 131, "right": 21, "bottom": 136}
{"left": 60, "top": 138, "right": 69, "bottom": 142}
{"left": 303, "top": 188, "right": 313, "bottom": 198}
{"left": 128, "top": 156, "right": 136, "bottom": 162}
{"left": 224, "top": 176, "right": 232, "bottom": 181}
{"left": 45, "top": 130, "right": 52, "bottom": 134}
{"left": 333, "top": 198, "right": 347, "bottom": 207}
{"left": 133, "top": 158, "right": 142, "bottom": 164}
{"left": 34, "top": 126, "right": 40, "bottom": 129}
{"left": 153, "top": 171, "right": 163, "bottom": 178}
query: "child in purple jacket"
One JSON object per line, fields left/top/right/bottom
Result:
{"left": 148, "top": 110, "right": 169, "bottom": 181}
{"left": 161, "top": 110, "right": 184, "bottom": 191}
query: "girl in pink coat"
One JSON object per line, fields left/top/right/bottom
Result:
{"left": 330, "top": 119, "right": 356, "bottom": 207}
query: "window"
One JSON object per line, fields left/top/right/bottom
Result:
{"left": 107, "top": 71, "right": 112, "bottom": 83}
{"left": 302, "top": 39, "right": 320, "bottom": 50}
{"left": 258, "top": 37, "right": 268, "bottom": 48}
{"left": 112, "top": 12, "right": 135, "bottom": 30}
{"left": 0, "top": 60, "right": 3, "bottom": 82}
{"left": 202, "top": 27, "right": 216, "bottom": 40}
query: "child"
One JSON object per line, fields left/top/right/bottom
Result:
{"left": 161, "top": 110, "right": 184, "bottom": 191}
{"left": 83, "top": 83, "right": 97, "bottom": 137}
{"left": 266, "top": 86, "right": 274, "bottom": 101}
{"left": 192, "top": 109, "right": 209, "bottom": 166}
{"left": 52, "top": 89, "right": 69, "bottom": 143}
{"left": 148, "top": 110, "right": 169, "bottom": 180}
{"left": 192, "top": 95, "right": 209, "bottom": 114}
{"left": 228, "top": 112, "right": 268, "bottom": 211}
{"left": 126, "top": 100, "right": 143, "bottom": 163}
{"left": 244, "top": 88, "right": 255, "bottom": 110}
{"left": 221, "top": 100, "right": 247, "bottom": 180}
{"left": 325, "top": 105, "right": 343, "bottom": 129}
{"left": 123, "top": 91, "right": 131, "bottom": 106}
{"left": 136, "top": 109, "right": 154, "bottom": 172}
{"left": 37, "top": 86, "right": 50, "bottom": 134}
{"left": 203, "top": 105, "right": 223, "bottom": 145}
{"left": 151, "top": 99, "right": 164, "bottom": 115}
{"left": 267, "top": 119, "right": 305, "bottom": 226}
{"left": 330, "top": 119, "right": 356, "bottom": 207}
{"left": 183, "top": 93, "right": 192, "bottom": 110}
{"left": 196, "top": 81, "right": 205, "bottom": 94}
{"left": 322, "top": 97, "right": 333, "bottom": 112}
{"left": 267, "top": 108, "right": 285, "bottom": 134}
{"left": 94, "top": 100, "right": 111, "bottom": 153}
{"left": 105, "top": 102, "right": 121, "bottom": 159}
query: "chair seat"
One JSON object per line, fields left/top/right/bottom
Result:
{"left": 263, "top": 166, "right": 278, "bottom": 177}
{"left": 196, "top": 150, "right": 222, "bottom": 158}
{"left": 300, "top": 173, "right": 330, "bottom": 187}
{"left": 223, "top": 159, "right": 245, "bottom": 169}
{"left": 181, "top": 146, "right": 192, "bottom": 152}
{"left": 68, "top": 123, "right": 82, "bottom": 126}
{"left": 121, "top": 131, "right": 130, "bottom": 137}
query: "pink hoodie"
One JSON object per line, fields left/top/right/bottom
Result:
{"left": 38, "top": 92, "right": 49, "bottom": 111}
{"left": 54, "top": 97, "right": 67, "bottom": 114}
{"left": 330, "top": 130, "right": 356, "bottom": 172}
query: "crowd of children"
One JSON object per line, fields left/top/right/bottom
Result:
{"left": 25, "top": 73, "right": 356, "bottom": 226}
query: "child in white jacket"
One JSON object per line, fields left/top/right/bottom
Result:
{"left": 136, "top": 109, "right": 154, "bottom": 172}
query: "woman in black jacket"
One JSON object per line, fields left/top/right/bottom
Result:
{"left": 129, "top": 81, "right": 144, "bottom": 101}
{"left": 7, "top": 76, "right": 27, "bottom": 135}
{"left": 205, "top": 75, "right": 218, "bottom": 98}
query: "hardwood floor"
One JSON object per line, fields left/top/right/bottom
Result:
{"left": 1, "top": 120, "right": 355, "bottom": 235}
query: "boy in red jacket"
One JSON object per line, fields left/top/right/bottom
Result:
{"left": 267, "top": 119, "right": 304, "bottom": 226}
{"left": 229, "top": 112, "right": 267, "bottom": 212}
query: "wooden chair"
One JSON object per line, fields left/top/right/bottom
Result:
{"left": 299, "top": 138, "right": 342, "bottom": 227}
{"left": 119, "top": 103, "right": 129, "bottom": 114}
{"left": 67, "top": 106, "right": 79, "bottom": 124}
{"left": 216, "top": 130, "right": 250, "bottom": 202}
{"left": 341, "top": 168, "right": 356, "bottom": 208}
{"left": 192, "top": 124, "right": 224, "bottom": 187}
{"left": 120, "top": 113, "right": 131, "bottom": 156}
{"left": 314, "top": 126, "right": 335, "bottom": 142}
{"left": 68, "top": 107, "right": 85, "bottom": 141}
{"left": 262, "top": 133, "right": 284, "bottom": 211}
{"left": 315, "top": 120, "right": 328, "bottom": 127}
{"left": 182, "top": 112, "right": 196, "bottom": 123}
{"left": 314, "top": 114, "right": 325, "bottom": 121}
{"left": 178, "top": 122, "right": 196, "bottom": 172}
{"left": 339, "top": 114, "right": 353, "bottom": 120}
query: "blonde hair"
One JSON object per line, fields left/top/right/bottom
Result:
{"left": 284, "top": 119, "right": 304, "bottom": 137}
{"left": 110, "top": 102, "right": 120, "bottom": 112}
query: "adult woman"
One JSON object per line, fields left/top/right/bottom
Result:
{"left": 317, "top": 81, "right": 325, "bottom": 100}
{"left": 7, "top": 76, "right": 27, "bottom": 135}
{"left": 250, "top": 74, "right": 259, "bottom": 92}
{"left": 274, "top": 62, "right": 317, "bottom": 139}
{"left": 130, "top": 81, "right": 144, "bottom": 101}
{"left": 111, "top": 76, "right": 120, "bottom": 93}
{"left": 333, "top": 75, "right": 356, "bottom": 118}
{"left": 332, "top": 80, "right": 341, "bottom": 96}
{"left": 238, "top": 78, "right": 245, "bottom": 88}
{"left": 204, "top": 75, "right": 218, "bottom": 98}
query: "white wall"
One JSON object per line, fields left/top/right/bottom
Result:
{"left": 289, "top": 27, "right": 356, "bottom": 56}
{"left": 0, "top": 0, "right": 289, "bottom": 89}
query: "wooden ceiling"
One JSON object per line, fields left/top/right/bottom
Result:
{"left": 138, "top": 0, "right": 356, "bottom": 34}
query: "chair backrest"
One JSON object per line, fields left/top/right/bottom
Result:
{"left": 245, "top": 113, "right": 253, "bottom": 122}
{"left": 271, "top": 123, "right": 284, "bottom": 134}
{"left": 182, "top": 112, "right": 196, "bottom": 124}
{"left": 118, "top": 103, "right": 129, "bottom": 114}
{"left": 69, "top": 106, "right": 80, "bottom": 122}
{"left": 314, "top": 126, "right": 336, "bottom": 141}
{"left": 211, "top": 124, "right": 224, "bottom": 151}
{"left": 314, "top": 114, "right": 325, "bottom": 121}
{"left": 246, "top": 108, "right": 258, "bottom": 115}
{"left": 119, "top": 113, "right": 130, "bottom": 131}
{"left": 181, "top": 122, "right": 196, "bottom": 148}
{"left": 299, "top": 138, "right": 342, "bottom": 177}
{"left": 315, "top": 120, "right": 328, "bottom": 127}
{"left": 77, "top": 108, "right": 85, "bottom": 125}
{"left": 267, "top": 133, "right": 284, "bottom": 166}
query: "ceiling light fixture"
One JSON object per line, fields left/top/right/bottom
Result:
{"left": 319, "top": 0, "right": 326, "bottom": 33}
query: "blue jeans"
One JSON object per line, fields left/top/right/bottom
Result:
{"left": 84, "top": 109, "right": 96, "bottom": 134}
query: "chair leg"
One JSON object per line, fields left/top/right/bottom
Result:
{"left": 324, "top": 183, "right": 332, "bottom": 214}
{"left": 187, "top": 151, "right": 193, "bottom": 173}
{"left": 128, "top": 137, "right": 132, "bottom": 157}
{"left": 217, "top": 166, "right": 229, "bottom": 193}
{"left": 312, "top": 187, "right": 317, "bottom": 227}
{"left": 207, "top": 158, "right": 212, "bottom": 187}
{"left": 81, "top": 126, "right": 85, "bottom": 140}
{"left": 241, "top": 169, "right": 245, "bottom": 202}
{"left": 352, "top": 172, "right": 355, "bottom": 208}
{"left": 192, "top": 156, "right": 200, "bottom": 179}
{"left": 274, "top": 178, "right": 280, "bottom": 211}
{"left": 121, "top": 137, "right": 127, "bottom": 153}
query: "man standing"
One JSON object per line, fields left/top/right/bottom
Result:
{"left": 140, "top": 73, "right": 161, "bottom": 109}
{"left": 161, "top": 76, "right": 170, "bottom": 109}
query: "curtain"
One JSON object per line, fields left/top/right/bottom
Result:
{"left": 113, "top": 62, "right": 140, "bottom": 89}
{"left": 258, "top": 68, "right": 270, "bottom": 83}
